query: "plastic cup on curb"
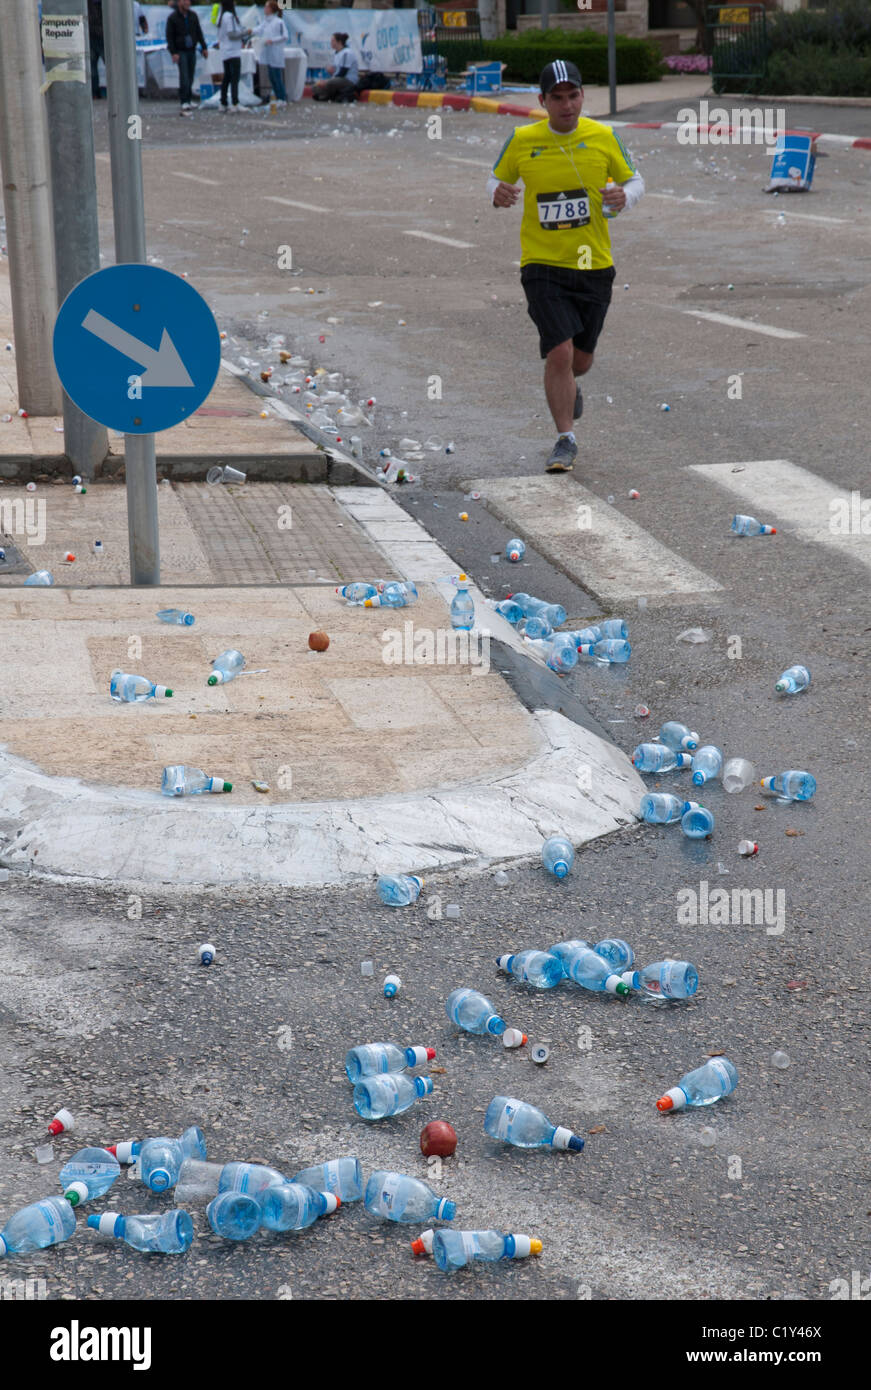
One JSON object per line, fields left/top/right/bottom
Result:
{"left": 206, "top": 465, "right": 247, "bottom": 485}
{"left": 722, "top": 757, "right": 756, "bottom": 794}
{"left": 35, "top": 1144, "right": 54, "bottom": 1164}
{"left": 494, "top": 870, "right": 509, "bottom": 887}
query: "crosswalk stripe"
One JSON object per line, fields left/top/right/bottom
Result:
{"left": 467, "top": 475, "right": 723, "bottom": 606}
{"left": 688, "top": 459, "right": 871, "bottom": 569}
{"left": 684, "top": 309, "right": 805, "bottom": 339}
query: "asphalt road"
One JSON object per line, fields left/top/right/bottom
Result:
{"left": 0, "top": 93, "right": 868, "bottom": 1307}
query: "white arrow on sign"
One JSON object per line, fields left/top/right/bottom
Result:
{"left": 81, "top": 309, "right": 195, "bottom": 388}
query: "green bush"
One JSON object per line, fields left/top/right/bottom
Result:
{"left": 766, "top": 0, "right": 871, "bottom": 54}
{"left": 479, "top": 30, "right": 664, "bottom": 85}
{"left": 763, "top": 42, "right": 871, "bottom": 94}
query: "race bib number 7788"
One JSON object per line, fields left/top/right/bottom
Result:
{"left": 537, "top": 188, "right": 590, "bottom": 230}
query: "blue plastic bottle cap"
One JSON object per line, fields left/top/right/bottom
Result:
{"left": 531, "top": 1044, "right": 549, "bottom": 1065}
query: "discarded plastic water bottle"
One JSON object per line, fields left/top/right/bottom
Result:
{"left": 657, "top": 1057, "right": 738, "bottom": 1112}
{"left": 292, "top": 1158, "right": 363, "bottom": 1203}
{"left": 633, "top": 744, "right": 692, "bottom": 773}
{"left": 445, "top": 987, "right": 507, "bottom": 1036}
{"left": 578, "top": 639, "right": 630, "bottom": 664}
{"left": 157, "top": 609, "right": 195, "bottom": 627}
{"left": 450, "top": 575, "right": 475, "bottom": 631}
{"left": 377, "top": 873, "right": 423, "bottom": 906}
{"left": 365, "top": 581, "right": 418, "bottom": 609}
{"left": 506, "top": 592, "right": 534, "bottom": 614}
{"left": 691, "top": 745, "right": 723, "bottom": 786}
{"left": 623, "top": 959, "right": 699, "bottom": 1001}
{"left": 431, "top": 1229, "right": 543, "bottom": 1272}
{"left": 493, "top": 598, "right": 523, "bottom": 624}
{"left": 161, "top": 766, "right": 232, "bottom": 796}
{"left": 681, "top": 802, "right": 714, "bottom": 837}
{"left": 547, "top": 939, "right": 589, "bottom": 968}
{"left": 660, "top": 721, "right": 699, "bottom": 752}
{"left": 345, "top": 1043, "right": 436, "bottom": 1082}
{"left": 110, "top": 670, "right": 173, "bottom": 702}
{"left": 87, "top": 1210, "right": 194, "bottom": 1253}
{"left": 535, "top": 600, "right": 568, "bottom": 627}
{"left": 599, "top": 619, "right": 628, "bottom": 639}
{"left": 506, "top": 538, "right": 526, "bottom": 562}
{"left": 721, "top": 757, "right": 755, "bottom": 793}
{"left": 640, "top": 793, "right": 688, "bottom": 825}
{"left": 206, "top": 1191, "right": 261, "bottom": 1241}
{"left": 523, "top": 613, "right": 553, "bottom": 640}
{"left": 218, "top": 1161, "right": 287, "bottom": 1198}
{"left": 775, "top": 665, "right": 810, "bottom": 695}
{"left": 484, "top": 1097, "right": 584, "bottom": 1152}
{"left": 556, "top": 943, "right": 631, "bottom": 995}
{"left": 364, "top": 1171, "right": 455, "bottom": 1224}
{"left": 760, "top": 771, "right": 816, "bottom": 801}
{"left": 59, "top": 1148, "right": 121, "bottom": 1206}
{"left": 569, "top": 626, "right": 601, "bottom": 645}
{"left": 497, "top": 950, "right": 563, "bottom": 989}
{"left": 258, "top": 1183, "right": 339, "bottom": 1231}
{"left": 354, "top": 1072, "right": 433, "bottom": 1120}
{"left": 594, "top": 938, "right": 635, "bottom": 971}
{"left": 338, "top": 581, "right": 378, "bottom": 604}
{"left": 542, "top": 834, "right": 574, "bottom": 878}
{"left": 545, "top": 635, "right": 577, "bottom": 674}
{"left": 0, "top": 1196, "right": 76, "bottom": 1258}
{"left": 24, "top": 571, "right": 54, "bottom": 585}
{"left": 48, "top": 1108, "right": 74, "bottom": 1137}
{"left": 383, "top": 974, "right": 401, "bottom": 998}
{"left": 731, "top": 514, "right": 775, "bottom": 536}
{"left": 208, "top": 649, "right": 245, "bottom": 685}
{"left": 138, "top": 1126, "right": 207, "bottom": 1193}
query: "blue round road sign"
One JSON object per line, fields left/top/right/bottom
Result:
{"left": 53, "top": 264, "right": 221, "bottom": 435}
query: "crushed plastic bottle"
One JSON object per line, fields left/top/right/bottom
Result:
{"left": 623, "top": 959, "right": 699, "bottom": 1001}
{"left": 484, "top": 1097, "right": 584, "bottom": 1152}
{"left": 493, "top": 598, "right": 524, "bottom": 625}
{"left": 0, "top": 1196, "right": 76, "bottom": 1258}
{"left": 691, "top": 745, "right": 724, "bottom": 786}
{"left": 157, "top": 609, "right": 195, "bottom": 627}
{"left": 594, "top": 938, "right": 635, "bottom": 971}
{"left": 639, "top": 793, "right": 688, "bottom": 824}
{"left": 292, "top": 1158, "right": 363, "bottom": 1203}
{"left": 722, "top": 757, "right": 756, "bottom": 793}
{"left": 681, "top": 802, "right": 715, "bottom": 837}
{"left": 497, "top": 950, "right": 564, "bottom": 989}
{"left": 445, "top": 987, "right": 507, "bottom": 1037}
{"left": 633, "top": 744, "right": 692, "bottom": 773}
{"left": 353, "top": 1072, "right": 434, "bottom": 1120}
{"left": 59, "top": 1148, "right": 121, "bottom": 1206}
{"left": 659, "top": 721, "right": 699, "bottom": 752}
{"left": 506, "top": 538, "right": 526, "bottom": 563}
{"left": 206, "top": 1191, "right": 261, "bottom": 1241}
{"left": 450, "top": 575, "right": 475, "bottom": 631}
{"left": 599, "top": 619, "right": 628, "bottom": 639}
{"left": 657, "top": 1057, "right": 738, "bottom": 1111}
{"left": 23, "top": 571, "right": 54, "bottom": 585}
{"left": 136, "top": 1126, "right": 207, "bottom": 1193}
{"left": 337, "top": 581, "right": 379, "bottom": 604}
{"left": 365, "top": 1171, "right": 455, "bottom": 1224}
{"left": 760, "top": 771, "right": 816, "bottom": 801}
{"left": 542, "top": 835, "right": 574, "bottom": 879}
{"left": 87, "top": 1210, "right": 194, "bottom": 1253}
{"left": 110, "top": 670, "right": 172, "bottom": 702}
{"left": 377, "top": 873, "right": 424, "bottom": 906}
{"left": 383, "top": 974, "right": 401, "bottom": 998}
{"left": 345, "top": 1043, "right": 435, "bottom": 1083}
{"left": 775, "top": 665, "right": 810, "bottom": 695}
{"left": 364, "top": 581, "right": 418, "bottom": 608}
{"left": 544, "top": 635, "right": 578, "bottom": 675}
{"left": 258, "top": 1183, "right": 339, "bottom": 1231}
{"left": 731, "top": 514, "right": 776, "bottom": 536}
{"left": 431, "top": 1229, "right": 543, "bottom": 1272}
{"left": 161, "top": 766, "right": 232, "bottom": 796}
{"left": 208, "top": 649, "right": 245, "bottom": 685}
{"left": 552, "top": 942, "right": 631, "bottom": 996}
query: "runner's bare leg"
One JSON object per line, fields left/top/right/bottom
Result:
{"left": 544, "top": 340, "right": 576, "bottom": 434}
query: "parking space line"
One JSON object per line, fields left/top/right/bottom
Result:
{"left": 263, "top": 195, "right": 332, "bottom": 214}
{"left": 403, "top": 230, "right": 475, "bottom": 248}
{"left": 684, "top": 309, "right": 805, "bottom": 340}
{"left": 170, "top": 172, "right": 220, "bottom": 186}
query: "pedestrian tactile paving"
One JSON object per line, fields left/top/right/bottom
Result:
{"left": 176, "top": 483, "right": 400, "bottom": 586}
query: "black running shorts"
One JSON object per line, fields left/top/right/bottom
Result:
{"left": 520, "top": 264, "right": 616, "bottom": 359}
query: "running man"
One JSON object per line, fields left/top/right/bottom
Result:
{"left": 488, "top": 60, "right": 645, "bottom": 472}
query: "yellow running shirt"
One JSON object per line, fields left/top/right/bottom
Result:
{"left": 492, "top": 117, "right": 636, "bottom": 269}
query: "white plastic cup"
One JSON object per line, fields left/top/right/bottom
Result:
{"left": 206, "top": 465, "right": 247, "bottom": 485}
{"left": 722, "top": 757, "right": 756, "bottom": 794}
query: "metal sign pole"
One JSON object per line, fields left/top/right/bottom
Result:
{"left": 607, "top": 0, "right": 617, "bottom": 117}
{"left": 102, "top": 0, "right": 159, "bottom": 585}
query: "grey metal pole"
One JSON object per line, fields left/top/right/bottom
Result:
{"left": 0, "top": 0, "right": 63, "bottom": 415}
{"left": 607, "top": 0, "right": 617, "bottom": 117}
{"left": 45, "top": 0, "right": 109, "bottom": 478}
{"left": 541, "top": 0, "right": 550, "bottom": 34}
{"left": 103, "top": 0, "right": 159, "bottom": 585}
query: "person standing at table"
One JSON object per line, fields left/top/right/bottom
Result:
{"left": 166, "top": 0, "right": 209, "bottom": 116}
{"left": 216, "top": 0, "right": 251, "bottom": 113}
{"left": 253, "top": 0, "right": 288, "bottom": 107}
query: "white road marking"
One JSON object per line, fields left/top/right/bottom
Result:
{"left": 764, "top": 210, "right": 846, "bottom": 225}
{"left": 402, "top": 230, "right": 476, "bottom": 249}
{"left": 467, "top": 475, "right": 723, "bottom": 605}
{"left": 646, "top": 192, "right": 717, "bottom": 205}
{"left": 684, "top": 309, "right": 805, "bottom": 340}
{"left": 170, "top": 172, "right": 220, "bottom": 186}
{"left": 439, "top": 155, "right": 493, "bottom": 168}
{"left": 263, "top": 195, "right": 332, "bottom": 213}
{"left": 688, "top": 459, "right": 871, "bottom": 571}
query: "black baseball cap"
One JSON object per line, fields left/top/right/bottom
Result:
{"left": 540, "top": 60, "right": 583, "bottom": 95}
